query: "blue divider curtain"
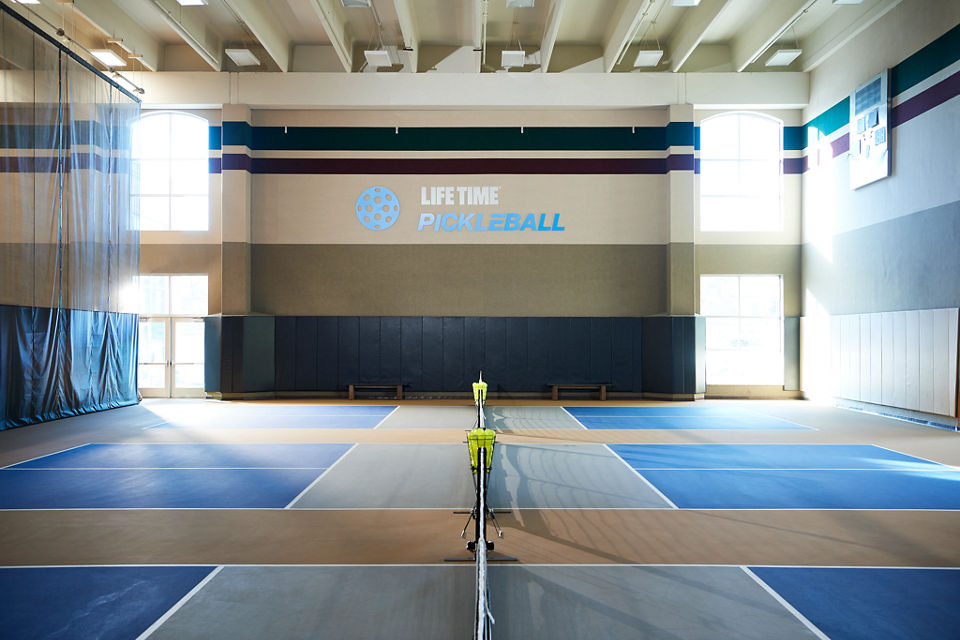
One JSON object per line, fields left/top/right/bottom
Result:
{"left": 0, "top": 5, "right": 140, "bottom": 429}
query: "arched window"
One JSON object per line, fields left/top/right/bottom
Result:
{"left": 133, "top": 112, "right": 209, "bottom": 231}
{"left": 699, "top": 112, "right": 782, "bottom": 232}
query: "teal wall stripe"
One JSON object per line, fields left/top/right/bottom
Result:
{"left": 220, "top": 122, "right": 695, "bottom": 151}
{"left": 209, "top": 126, "right": 221, "bottom": 151}
{"left": 802, "top": 22, "right": 960, "bottom": 149}
{"left": 891, "top": 22, "right": 960, "bottom": 96}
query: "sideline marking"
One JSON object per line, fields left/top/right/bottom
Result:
{"left": 284, "top": 443, "right": 358, "bottom": 508}
{"left": 1, "top": 444, "right": 92, "bottom": 469}
{"left": 741, "top": 566, "right": 830, "bottom": 640}
{"left": 373, "top": 406, "right": 401, "bottom": 430}
{"left": 136, "top": 566, "right": 223, "bottom": 640}
{"left": 602, "top": 444, "right": 678, "bottom": 509}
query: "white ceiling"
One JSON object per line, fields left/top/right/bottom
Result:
{"left": 5, "top": 0, "right": 902, "bottom": 76}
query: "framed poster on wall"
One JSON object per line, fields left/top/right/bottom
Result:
{"left": 849, "top": 69, "right": 891, "bottom": 189}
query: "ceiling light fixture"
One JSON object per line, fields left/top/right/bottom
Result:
{"left": 671, "top": 0, "right": 701, "bottom": 6}
{"left": 341, "top": 0, "right": 372, "bottom": 7}
{"left": 634, "top": 49, "right": 664, "bottom": 67}
{"left": 501, "top": 49, "right": 526, "bottom": 69}
{"left": 832, "top": 0, "right": 863, "bottom": 4}
{"left": 225, "top": 48, "right": 260, "bottom": 66}
{"left": 90, "top": 49, "right": 126, "bottom": 67}
{"left": 506, "top": 0, "right": 536, "bottom": 7}
{"left": 765, "top": 49, "right": 802, "bottom": 67}
{"left": 175, "top": 0, "right": 208, "bottom": 6}
{"left": 364, "top": 49, "right": 393, "bottom": 68}
{"left": 12, "top": 1, "right": 42, "bottom": 5}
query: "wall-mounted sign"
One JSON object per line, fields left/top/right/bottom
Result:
{"left": 849, "top": 70, "right": 890, "bottom": 190}
{"left": 416, "top": 184, "right": 563, "bottom": 233}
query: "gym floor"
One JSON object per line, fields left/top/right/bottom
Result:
{"left": 2, "top": 399, "right": 959, "bottom": 639}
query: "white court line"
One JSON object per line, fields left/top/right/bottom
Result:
{"left": 871, "top": 445, "right": 959, "bottom": 470}
{"left": 136, "top": 566, "right": 224, "bottom": 640}
{"left": 372, "top": 406, "right": 401, "bottom": 429}
{"left": 2, "top": 467, "right": 333, "bottom": 471}
{"left": 284, "top": 443, "right": 358, "bottom": 508}
{"left": 741, "top": 566, "right": 831, "bottom": 640}
{"left": 8, "top": 562, "right": 960, "bottom": 570}
{"left": 622, "top": 467, "right": 947, "bottom": 472}
{"left": 560, "top": 406, "right": 589, "bottom": 430}
{"left": 601, "top": 443, "right": 678, "bottom": 509}
{"left": 3, "top": 506, "right": 959, "bottom": 512}
{"left": 2, "top": 443, "right": 93, "bottom": 469}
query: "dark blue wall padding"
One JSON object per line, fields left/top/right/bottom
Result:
{"left": 640, "top": 316, "right": 704, "bottom": 395}
{"left": 750, "top": 568, "right": 960, "bottom": 640}
{"left": 1, "top": 305, "right": 138, "bottom": 430}
{"left": 270, "top": 316, "right": 645, "bottom": 394}
{"left": 205, "top": 315, "right": 275, "bottom": 394}
{"left": 0, "top": 566, "right": 213, "bottom": 640}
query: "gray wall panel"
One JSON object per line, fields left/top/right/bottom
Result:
{"left": 802, "top": 201, "right": 960, "bottom": 315}
{"left": 250, "top": 244, "right": 666, "bottom": 317}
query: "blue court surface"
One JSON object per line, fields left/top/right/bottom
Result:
{"left": 751, "top": 567, "right": 960, "bottom": 640}
{"left": 0, "top": 565, "right": 214, "bottom": 640}
{"left": 0, "top": 443, "right": 353, "bottom": 509}
{"left": 565, "top": 406, "right": 808, "bottom": 430}
{"left": 144, "top": 404, "right": 396, "bottom": 429}
{"left": 611, "top": 444, "right": 960, "bottom": 509}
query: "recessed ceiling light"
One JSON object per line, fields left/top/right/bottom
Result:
{"left": 13, "top": 1, "right": 42, "bottom": 5}
{"left": 341, "top": 0, "right": 371, "bottom": 7}
{"left": 671, "top": 0, "right": 701, "bottom": 6}
{"left": 832, "top": 0, "right": 864, "bottom": 5}
{"left": 634, "top": 49, "right": 664, "bottom": 67}
{"left": 506, "top": 0, "right": 536, "bottom": 7}
{"left": 90, "top": 50, "right": 126, "bottom": 67}
{"left": 501, "top": 50, "right": 526, "bottom": 69}
{"left": 765, "top": 49, "right": 802, "bottom": 67}
{"left": 176, "top": 0, "right": 208, "bottom": 6}
{"left": 225, "top": 48, "right": 260, "bottom": 66}
{"left": 364, "top": 50, "right": 393, "bottom": 68}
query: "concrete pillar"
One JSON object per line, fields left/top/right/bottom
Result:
{"left": 220, "top": 104, "right": 252, "bottom": 315}
{"left": 667, "top": 103, "right": 696, "bottom": 316}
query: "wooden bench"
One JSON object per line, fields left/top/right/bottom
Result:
{"left": 348, "top": 384, "right": 404, "bottom": 400}
{"left": 550, "top": 383, "right": 607, "bottom": 401}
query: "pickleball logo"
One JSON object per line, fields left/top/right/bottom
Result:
{"left": 356, "top": 186, "right": 400, "bottom": 230}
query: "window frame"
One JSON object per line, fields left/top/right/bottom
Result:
{"left": 698, "top": 111, "right": 784, "bottom": 233}
{"left": 134, "top": 111, "right": 210, "bottom": 232}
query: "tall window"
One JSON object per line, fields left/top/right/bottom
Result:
{"left": 701, "top": 275, "right": 783, "bottom": 385}
{"left": 133, "top": 112, "right": 209, "bottom": 231}
{"left": 699, "top": 112, "right": 782, "bottom": 232}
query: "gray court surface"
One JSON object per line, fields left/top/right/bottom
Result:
{"left": 147, "top": 566, "right": 473, "bottom": 640}
{"left": 147, "top": 565, "right": 815, "bottom": 639}
{"left": 376, "top": 405, "right": 478, "bottom": 429}
{"left": 486, "top": 406, "right": 585, "bottom": 430}
{"left": 292, "top": 443, "right": 671, "bottom": 509}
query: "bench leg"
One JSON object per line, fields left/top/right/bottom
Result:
{"left": 396, "top": 385, "right": 403, "bottom": 400}
{"left": 552, "top": 386, "right": 559, "bottom": 401}
{"left": 600, "top": 386, "right": 606, "bottom": 401}
{"left": 348, "top": 384, "right": 355, "bottom": 400}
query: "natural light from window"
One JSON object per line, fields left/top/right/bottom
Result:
{"left": 701, "top": 275, "right": 783, "bottom": 385}
{"left": 699, "top": 113, "right": 782, "bottom": 232}
{"left": 133, "top": 112, "right": 209, "bottom": 231}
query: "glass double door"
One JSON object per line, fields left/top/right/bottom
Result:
{"left": 139, "top": 317, "right": 205, "bottom": 398}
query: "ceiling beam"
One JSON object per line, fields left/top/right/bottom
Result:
{"left": 602, "top": 0, "right": 654, "bottom": 74}
{"left": 393, "top": 0, "right": 419, "bottom": 73}
{"left": 308, "top": 0, "right": 354, "bottom": 72}
{"left": 730, "top": 0, "right": 815, "bottom": 72}
{"left": 539, "top": 0, "right": 567, "bottom": 73}
{"left": 148, "top": 0, "right": 221, "bottom": 70}
{"left": 223, "top": 0, "right": 292, "bottom": 72}
{"left": 800, "top": 0, "right": 902, "bottom": 72}
{"left": 473, "top": 0, "right": 487, "bottom": 73}
{"left": 68, "top": 0, "right": 162, "bottom": 71}
{"left": 666, "top": 0, "right": 731, "bottom": 72}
